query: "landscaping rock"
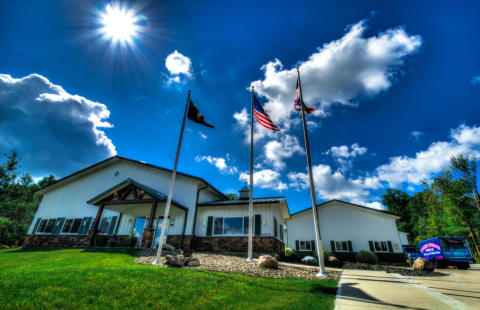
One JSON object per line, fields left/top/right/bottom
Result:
{"left": 258, "top": 255, "right": 279, "bottom": 268}
{"left": 413, "top": 258, "right": 434, "bottom": 272}
{"left": 0, "top": 245, "right": 9, "bottom": 249}
{"left": 161, "top": 243, "right": 175, "bottom": 251}
{"left": 301, "top": 256, "right": 318, "bottom": 266}
{"left": 186, "top": 258, "right": 200, "bottom": 267}
{"left": 182, "top": 248, "right": 192, "bottom": 257}
{"left": 327, "top": 256, "right": 343, "bottom": 268}
{"left": 272, "top": 253, "right": 280, "bottom": 261}
{"left": 165, "top": 254, "right": 185, "bottom": 267}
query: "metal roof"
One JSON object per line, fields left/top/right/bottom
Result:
{"left": 290, "top": 199, "right": 399, "bottom": 218}
{"left": 198, "top": 197, "right": 286, "bottom": 206}
{"left": 37, "top": 155, "right": 227, "bottom": 200}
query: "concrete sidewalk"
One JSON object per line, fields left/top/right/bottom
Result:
{"left": 335, "top": 269, "right": 471, "bottom": 310}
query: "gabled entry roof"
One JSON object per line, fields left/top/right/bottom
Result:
{"left": 86, "top": 178, "right": 187, "bottom": 211}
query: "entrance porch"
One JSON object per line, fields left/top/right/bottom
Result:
{"left": 87, "top": 178, "right": 188, "bottom": 249}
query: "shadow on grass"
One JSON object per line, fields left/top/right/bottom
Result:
{"left": 2, "top": 247, "right": 140, "bottom": 257}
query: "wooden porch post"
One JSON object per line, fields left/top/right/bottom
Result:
{"left": 147, "top": 201, "right": 158, "bottom": 229}
{"left": 88, "top": 203, "right": 104, "bottom": 244}
{"left": 141, "top": 201, "right": 158, "bottom": 248}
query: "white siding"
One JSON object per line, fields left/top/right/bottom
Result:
{"left": 28, "top": 160, "right": 199, "bottom": 234}
{"left": 194, "top": 204, "right": 283, "bottom": 238}
{"left": 286, "top": 202, "right": 403, "bottom": 253}
{"left": 399, "top": 231, "right": 409, "bottom": 245}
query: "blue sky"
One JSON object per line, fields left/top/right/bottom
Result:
{"left": 0, "top": 0, "right": 479, "bottom": 213}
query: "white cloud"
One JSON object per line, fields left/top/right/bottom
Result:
{"left": 288, "top": 164, "right": 379, "bottom": 202}
{"left": 239, "top": 169, "right": 288, "bottom": 191}
{"left": 233, "top": 107, "right": 249, "bottom": 127}
{"left": 264, "top": 135, "right": 304, "bottom": 170}
{"left": 376, "top": 124, "right": 480, "bottom": 186}
{"left": 198, "top": 131, "right": 207, "bottom": 139}
{"left": 0, "top": 73, "right": 116, "bottom": 176}
{"left": 237, "top": 19, "right": 421, "bottom": 138}
{"left": 195, "top": 155, "right": 238, "bottom": 175}
{"left": 410, "top": 130, "right": 424, "bottom": 142}
{"left": 165, "top": 50, "right": 192, "bottom": 75}
{"left": 327, "top": 143, "right": 367, "bottom": 158}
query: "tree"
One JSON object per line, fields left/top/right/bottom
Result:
{"left": 450, "top": 155, "right": 480, "bottom": 212}
{"left": 0, "top": 151, "right": 56, "bottom": 245}
{"left": 382, "top": 189, "right": 412, "bottom": 236}
{"left": 225, "top": 193, "right": 238, "bottom": 200}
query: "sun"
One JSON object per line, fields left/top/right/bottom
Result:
{"left": 100, "top": 4, "right": 139, "bottom": 44}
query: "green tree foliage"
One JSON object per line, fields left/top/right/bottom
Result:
{"left": 382, "top": 155, "right": 480, "bottom": 258}
{"left": 0, "top": 151, "right": 56, "bottom": 245}
{"left": 225, "top": 193, "right": 238, "bottom": 200}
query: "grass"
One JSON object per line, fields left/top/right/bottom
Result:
{"left": 0, "top": 248, "right": 337, "bottom": 310}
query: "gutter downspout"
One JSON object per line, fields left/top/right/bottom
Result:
{"left": 191, "top": 185, "right": 209, "bottom": 250}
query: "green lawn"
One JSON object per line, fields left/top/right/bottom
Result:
{"left": 0, "top": 248, "right": 337, "bottom": 309}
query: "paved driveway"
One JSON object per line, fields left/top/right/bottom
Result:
{"left": 335, "top": 266, "right": 480, "bottom": 310}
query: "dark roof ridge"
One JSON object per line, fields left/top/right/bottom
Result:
{"left": 290, "top": 199, "right": 397, "bottom": 217}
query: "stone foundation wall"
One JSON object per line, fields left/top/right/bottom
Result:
{"left": 22, "top": 234, "right": 90, "bottom": 248}
{"left": 166, "top": 235, "right": 193, "bottom": 249}
{"left": 193, "top": 236, "right": 284, "bottom": 255}
{"left": 296, "top": 250, "right": 405, "bottom": 263}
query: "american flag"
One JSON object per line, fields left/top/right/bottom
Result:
{"left": 253, "top": 95, "right": 280, "bottom": 131}
{"left": 294, "top": 77, "right": 315, "bottom": 114}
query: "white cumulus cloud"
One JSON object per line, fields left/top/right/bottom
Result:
{"left": 264, "top": 134, "right": 304, "bottom": 170}
{"left": 165, "top": 50, "right": 192, "bottom": 84}
{"left": 327, "top": 143, "right": 367, "bottom": 158}
{"left": 0, "top": 73, "right": 116, "bottom": 176}
{"left": 239, "top": 169, "right": 288, "bottom": 191}
{"left": 195, "top": 155, "right": 238, "bottom": 175}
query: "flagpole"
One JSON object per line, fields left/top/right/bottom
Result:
{"left": 247, "top": 86, "right": 254, "bottom": 262}
{"left": 155, "top": 90, "right": 191, "bottom": 264}
{"left": 296, "top": 67, "right": 327, "bottom": 276}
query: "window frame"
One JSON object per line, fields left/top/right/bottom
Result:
{"left": 44, "top": 219, "right": 56, "bottom": 233}
{"left": 98, "top": 217, "right": 113, "bottom": 235}
{"left": 299, "top": 240, "right": 313, "bottom": 251}
{"left": 373, "top": 240, "right": 389, "bottom": 253}
{"left": 213, "top": 216, "right": 249, "bottom": 236}
{"left": 334, "top": 240, "right": 349, "bottom": 252}
{"left": 36, "top": 219, "right": 48, "bottom": 233}
{"left": 60, "top": 218, "right": 83, "bottom": 234}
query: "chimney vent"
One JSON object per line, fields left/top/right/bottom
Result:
{"left": 238, "top": 186, "right": 250, "bottom": 200}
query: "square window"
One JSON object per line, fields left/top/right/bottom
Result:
{"left": 305, "top": 241, "right": 312, "bottom": 251}
{"left": 70, "top": 218, "right": 82, "bottom": 233}
{"left": 381, "top": 242, "right": 387, "bottom": 252}
{"left": 224, "top": 217, "right": 242, "bottom": 235}
{"left": 62, "top": 219, "right": 73, "bottom": 233}
{"left": 44, "top": 219, "right": 56, "bottom": 233}
{"left": 99, "top": 217, "right": 112, "bottom": 234}
{"left": 38, "top": 219, "right": 48, "bottom": 233}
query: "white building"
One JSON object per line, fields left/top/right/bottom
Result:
{"left": 286, "top": 200, "right": 404, "bottom": 261}
{"left": 24, "top": 155, "right": 404, "bottom": 261}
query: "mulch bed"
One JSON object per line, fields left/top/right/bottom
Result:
{"left": 136, "top": 250, "right": 341, "bottom": 280}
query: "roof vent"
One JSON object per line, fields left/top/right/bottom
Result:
{"left": 238, "top": 186, "right": 250, "bottom": 200}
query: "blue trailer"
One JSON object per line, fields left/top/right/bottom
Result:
{"left": 418, "top": 236, "right": 474, "bottom": 269}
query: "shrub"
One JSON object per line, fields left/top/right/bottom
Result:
{"left": 0, "top": 218, "right": 27, "bottom": 246}
{"left": 285, "top": 247, "right": 294, "bottom": 257}
{"left": 323, "top": 249, "right": 331, "bottom": 263}
{"left": 356, "top": 250, "right": 378, "bottom": 264}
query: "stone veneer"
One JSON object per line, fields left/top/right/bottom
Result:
{"left": 193, "top": 236, "right": 285, "bottom": 255}
{"left": 22, "top": 234, "right": 90, "bottom": 248}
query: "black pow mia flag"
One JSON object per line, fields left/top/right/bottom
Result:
{"left": 187, "top": 100, "right": 214, "bottom": 129}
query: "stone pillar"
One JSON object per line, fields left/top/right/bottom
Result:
{"left": 141, "top": 228, "right": 155, "bottom": 247}
{"left": 88, "top": 203, "right": 104, "bottom": 245}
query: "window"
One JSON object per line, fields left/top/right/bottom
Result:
{"left": 62, "top": 219, "right": 73, "bottom": 233}
{"left": 299, "top": 240, "right": 313, "bottom": 251}
{"left": 374, "top": 241, "right": 388, "bottom": 252}
{"left": 37, "top": 219, "right": 48, "bottom": 233}
{"left": 334, "top": 241, "right": 349, "bottom": 252}
{"left": 213, "top": 217, "right": 249, "bottom": 235}
{"left": 70, "top": 218, "right": 82, "bottom": 233}
{"left": 99, "top": 217, "right": 113, "bottom": 234}
{"left": 44, "top": 219, "right": 56, "bottom": 233}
